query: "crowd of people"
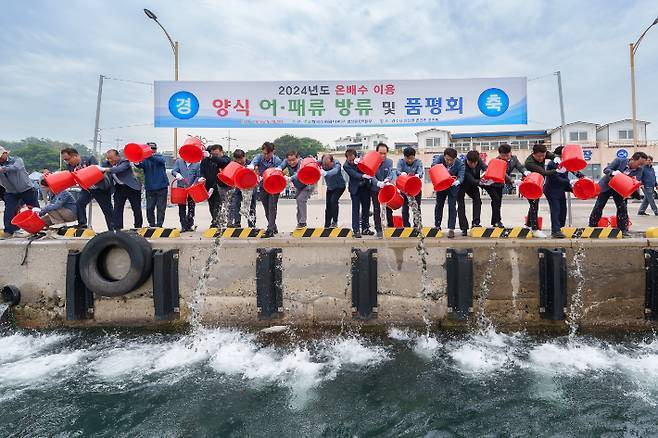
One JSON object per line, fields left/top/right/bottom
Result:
{"left": 0, "top": 140, "right": 655, "bottom": 239}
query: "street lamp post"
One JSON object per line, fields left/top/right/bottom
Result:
{"left": 144, "top": 8, "right": 180, "bottom": 157}
{"left": 629, "top": 17, "right": 658, "bottom": 152}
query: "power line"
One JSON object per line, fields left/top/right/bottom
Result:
{"left": 527, "top": 72, "right": 556, "bottom": 82}
{"left": 103, "top": 76, "right": 153, "bottom": 87}
{"left": 99, "top": 123, "right": 153, "bottom": 130}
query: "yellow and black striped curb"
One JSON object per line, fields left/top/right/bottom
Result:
{"left": 647, "top": 228, "right": 658, "bottom": 238}
{"left": 292, "top": 227, "right": 353, "bottom": 238}
{"left": 469, "top": 227, "right": 533, "bottom": 239}
{"left": 384, "top": 227, "right": 444, "bottom": 238}
{"left": 133, "top": 228, "right": 181, "bottom": 238}
{"left": 203, "top": 227, "right": 264, "bottom": 238}
{"left": 56, "top": 227, "right": 96, "bottom": 238}
{"left": 561, "top": 227, "right": 622, "bottom": 239}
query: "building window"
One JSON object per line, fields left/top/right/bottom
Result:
{"left": 569, "top": 131, "right": 588, "bottom": 141}
{"left": 511, "top": 141, "right": 520, "bottom": 150}
{"left": 520, "top": 140, "right": 529, "bottom": 149}
{"left": 618, "top": 129, "right": 633, "bottom": 140}
{"left": 426, "top": 137, "right": 441, "bottom": 148}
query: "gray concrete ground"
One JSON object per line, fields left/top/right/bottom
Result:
{"left": 58, "top": 194, "right": 658, "bottom": 233}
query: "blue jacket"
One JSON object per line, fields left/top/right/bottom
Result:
{"left": 103, "top": 159, "right": 141, "bottom": 191}
{"left": 544, "top": 159, "right": 571, "bottom": 196}
{"left": 641, "top": 165, "right": 656, "bottom": 188}
{"left": 370, "top": 157, "right": 394, "bottom": 192}
{"left": 599, "top": 158, "right": 644, "bottom": 193}
{"left": 396, "top": 158, "right": 425, "bottom": 180}
{"left": 41, "top": 190, "right": 77, "bottom": 216}
{"left": 0, "top": 156, "right": 34, "bottom": 194}
{"left": 322, "top": 161, "right": 346, "bottom": 190}
{"left": 135, "top": 154, "right": 169, "bottom": 191}
{"left": 251, "top": 154, "right": 283, "bottom": 175}
{"left": 172, "top": 159, "right": 200, "bottom": 188}
{"left": 343, "top": 161, "right": 370, "bottom": 195}
{"left": 431, "top": 155, "right": 465, "bottom": 183}
{"left": 279, "top": 160, "right": 306, "bottom": 191}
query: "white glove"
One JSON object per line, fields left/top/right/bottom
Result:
{"left": 384, "top": 178, "right": 391, "bottom": 183}
{"left": 399, "top": 172, "right": 407, "bottom": 176}
{"left": 480, "top": 178, "right": 493, "bottom": 186}
{"left": 320, "top": 169, "right": 327, "bottom": 177}
{"left": 203, "top": 150, "right": 210, "bottom": 158}
{"left": 354, "top": 158, "right": 361, "bottom": 164}
{"left": 570, "top": 179, "right": 577, "bottom": 187}
{"left": 246, "top": 164, "right": 255, "bottom": 170}
{"left": 31, "top": 207, "right": 41, "bottom": 214}
{"left": 376, "top": 181, "right": 385, "bottom": 188}
{"left": 556, "top": 167, "right": 567, "bottom": 174}
{"left": 514, "top": 179, "right": 522, "bottom": 186}
{"left": 174, "top": 173, "right": 184, "bottom": 181}
{"left": 198, "top": 177, "right": 206, "bottom": 183}
{"left": 523, "top": 170, "right": 531, "bottom": 177}
{"left": 452, "top": 179, "right": 461, "bottom": 187}
{"left": 553, "top": 157, "right": 561, "bottom": 165}
{"left": 612, "top": 170, "right": 621, "bottom": 176}
{"left": 362, "top": 174, "right": 373, "bottom": 180}
{"left": 285, "top": 175, "right": 291, "bottom": 182}
{"left": 95, "top": 165, "right": 106, "bottom": 171}
{"left": 207, "top": 188, "right": 214, "bottom": 197}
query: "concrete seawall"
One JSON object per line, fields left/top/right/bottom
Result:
{"left": 2, "top": 236, "right": 658, "bottom": 331}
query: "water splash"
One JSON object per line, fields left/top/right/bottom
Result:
{"left": 475, "top": 247, "right": 497, "bottom": 334}
{"left": 566, "top": 242, "right": 587, "bottom": 339}
{"left": 240, "top": 188, "right": 257, "bottom": 227}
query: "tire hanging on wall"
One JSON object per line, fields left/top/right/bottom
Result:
{"left": 79, "top": 231, "right": 152, "bottom": 297}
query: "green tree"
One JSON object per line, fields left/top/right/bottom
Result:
{"left": 14, "top": 144, "right": 60, "bottom": 172}
{"left": 273, "top": 134, "right": 325, "bottom": 158}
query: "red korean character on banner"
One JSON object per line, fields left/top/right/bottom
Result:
{"left": 357, "top": 85, "right": 368, "bottom": 95}
{"left": 335, "top": 84, "right": 346, "bottom": 96}
{"left": 233, "top": 99, "right": 250, "bottom": 116}
{"left": 384, "top": 84, "right": 396, "bottom": 95}
{"left": 373, "top": 84, "right": 383, "bottom": 94}
{"left": 212, "top": 99, "right": 232, "bottom": 117}
{"left": 346, "top": 84, "right": 357, "bottom": 95}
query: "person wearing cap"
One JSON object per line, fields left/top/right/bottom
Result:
{"left": 60, "top": 147, "right": 114, "bottom": 230}
{"left": 100, "top": 149, "right": 143, "bottom": 230}
{"left": 228, "top": 149, "right": 257, "bottom": 228}
{"left": 0, "top": 145, "right": 40, "bottom": 237}
{"left": 523, "top": 143, "right": 557, "bottom": 238}
{"left": 248, "top": 142, "right": 283, "bottom": 238}
{"left": 35, "top": 179, "right": 77, "bottom": 226}
{"left": 172, "top": 153, "right": 201, "bottom": 232}
{"left": 483, "top": 143, "right": 529, "bottom": 228}
{"left": 134, "top": 142, "right": 169, "bottom": 228}
{"left": 201, "top": 144, "right": 232, "bottom": 229}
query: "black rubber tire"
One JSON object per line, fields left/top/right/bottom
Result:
{"left": 79, "top": 231, "right": 152, "bottom": 297}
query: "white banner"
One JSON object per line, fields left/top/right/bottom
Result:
{"left": 154, "top": 78, "right": 527, "bottom": 128}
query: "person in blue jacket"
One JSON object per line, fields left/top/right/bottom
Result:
{"left": 100, "top": 149, "right": 143, "bottom": 230}
{"left": 320, "top": 154, "right": 346, "bottom": 228}
{"left": 279, "top": 150, "right": 313, "bottom": 228}
{"left": 248, "top": 142, "right": 283, "bottom": 238}
{"left": 172, "top": 154, "right": 201, "bottom": 232}
{"left": 396, "top": 146, "right": 425, "bottom": 227}
{"left": 369, "top": 143, "right": 395, "bottom": 238}
{"left": 543, "top": 146, "right": 584, "bottom": 239}
{"left": 588, "top": 151, "right": 647, "bottom": 237}
{"left": 638, "top": 155, "right": 658, "bottom": 216}
{"left": 343, "top": 148, "right": 373, "bottom": 238}
{"left": 135, "top": 142, "right": 169, "bottom": 227}
{"left": 432, "top": 147, "right": 465, "bottom": 238}
{"left": 34, "top": 178, "right": 78, "bottom": 226}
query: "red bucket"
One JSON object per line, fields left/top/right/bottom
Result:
{"left": 11, "top": 209, "right": 46, "bottom": 234}
{"left": 396, "top": 174, "right": 423, "bottom": 197}
{"left": 561, "top": 144, "right": 587, "bottom": 172}
{"left": 218, "top": 161, "right": 244, "bottom": 187}
{"left": 357, "top": 151, "right": 384, "bottom": 177}
{"left": 73, "top": 165, "right": 104, "bottom": 190}
{"left": 297, "top": 157, "right": 321, "bottom": 185}
{"left": 187, "top": 181, "right": 209, "bottom": 203}
{"left": 572, "top": 177, "right": 598, "bottom": 200}
{"left": 262, "top": 168, "right": 286, "bottom": 194}
{"left": 597, "top": 217, "right": 610, "bottom": 227}
{"left": 609, "top": 173, "right": 642, "bottom": 198}
{"left": 45, "top": 171, "right": 76, "bottom": 194}
{"left": 482, "top": 158, "right": 507, "bottom": 184}
{"left": 609, "top": 216, "right": 632, "bottom": 229}
{"left": 519, "top": 172, "right": 544, "bottom": 200}
{"left": 235, "top": 168, "right": 258, "bottom": 190}
{"left": 179, "top": 137, "right": 204, "bottom": 163}
{"left": 429, "top": 164, "right": 455, "bottom": 192}
{"left": 170, "top": 180, "right": 187, "bottom": 205}
{"left": 524, "top": 215, "right": 543, "bottom": 229}
{"left": 123, "top": 143, "right": 153, "bottom": 163}
{"left": 377, "top": 184, "right": 403, "bottom": 210}
{"left": 392, "top": 215, "right": 403, "bottom": 227}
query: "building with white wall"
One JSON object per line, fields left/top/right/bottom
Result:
{"left": 596, "top": 119, "right": 649, "bottom": 147}
{"left": 415, "top": 128, "right": 450, "bottom": 154}
{"left": 333, "top": 133, "right": 388, "bottom": 151}
{"left": 548, "top": 121, "right": 598, "bottom": 148}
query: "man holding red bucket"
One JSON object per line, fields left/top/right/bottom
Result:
{"left": 248, "top": 142, "right": 283, "bottom": 238}
{"left": 101, "top": 149, "right": 143, "bottom": 230}
{"left": 523, "top": 143, "right": 558, "bottom": 238}
{"left": 228, "top": 149, "right": 257, "bottom": 228}
{"left": 432, "top": 147, "right": 464, "bottom": 238}
{"left": 543, "top": 146, "right": 585, "bottom": 239}
{"left": 588, "top": 151, "right": 648, "bottom": 237}
{"left": 34, "top": 178, "right": 77, "bottom": 226}
{"left": 172, "top": 152, "right": 201, "bottom": 232}
{"left": 343, "top": 148, "right": 374, "bottom": 238}
{"left": 396, "top": 146, "right": 424, "bottom": 227}
{"left": 200, "top": 144, "right": 231, "bottom": 228}
{"left": 368, "top": 143, "right": 395, "bottom": 239}
{"left": 320, "top": 154, "right": 346, "bottom": 228}
{"left": 134, "top": 142, "right": 169, "bottom": 228}
{"left": 61, "top": 147, "right": 114, "bottom": 230}
{"left": 458, "top": 151, "right": 488, "bottom": 236}
{"left": 0, "top": 145, "right": 40, "bottom": 237}
{"left": 278, "top": 150, "right": 314, "bottom": 228}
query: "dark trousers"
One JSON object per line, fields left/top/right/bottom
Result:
{"left": 145, "top": 188, "right": 167, "bottom": 227}
{"left": 526, "top": 199, "right": 540, "bottom": 230}
{"left": 325, "top": 187, "right": 345, "bottom": 227}
{"left": 546, "top": 192, "right": 567, "bottom": 234}
{"left": 435, "top": 188, "right": 457, "bottom": 229}
{"left": 3, "top": 188, "right": 39, "bottom": 234}
{"left": 260, "top": 191, "right": 279, "bottom": 232}
{"left": 458, "top": 185, "right": 481, "bottom": 231}
{"left": 178, "top": 197, "right": 196, "bottom": 231}
{"left": 370, "top": 191, "right": 393, "bottom": 232}
{"left": 208, "top": 186, "right": 230, "bottom": 228}
{"left": 589, "top": 189, "right": 629, "bottom": 231}
{"left": 402, "top": 193, "right": 422, "bottom": 227}
{"left": 484, "top": 185, "right": 503, "bottom": 225}
{"left": 350, "top": 186, "right": 371, "bottom": 232}
{"left": 229, "top": 189, "right": 256, "bottom": 227}
{"left": 113, "top": 185, "right": 143, "bottom": 230}
{"left": 77, "top": 188, "right": 114, "bottom": 230}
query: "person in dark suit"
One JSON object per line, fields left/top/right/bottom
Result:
{"left": 101, "top": 149, "right": 143, "bottom": 230}
{"left": 432, "top": 147, "right": 465, "bottom": 238}
{"left": 369, "top": 143, "right": 395, "bottom": 238}
{"left": 543, "top": 146, "right": 584, "bottom": 239}
{"left": 343, "top": 148, "right": 372, "bottom": 237}
{"left": 458, "top": 150, "right": 487, "bottom": 236}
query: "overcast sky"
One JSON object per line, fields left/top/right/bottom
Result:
{"left": 1, "top": 0, "right": 657, "bottom": 152}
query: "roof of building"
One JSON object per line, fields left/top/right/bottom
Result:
{"left": 597, "top": 119, "right": 651, "bottom": 128}
{"left": 450, "top": 130, "right": 548, "bottom": 139}
{"left": 415, "top": 128, "right": 451, "bottom": 135}
{"left": 547, "top": 121, "right": 599, "bottom": 134}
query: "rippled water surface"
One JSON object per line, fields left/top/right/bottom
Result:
{"left": 2, "top": 327, "right": 658, "bottom": 437}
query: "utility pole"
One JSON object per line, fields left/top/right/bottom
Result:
{"left": 555, "top": 70, "right": 572, "bottom": 226}
{"left": 92, "top": 75, "right": 104, "bottom": 157}
{"left": 630, "top": 18, "right": 658, "bottom": 152}
{"left": 220, "top": 129, "right": 238, "bottom": 152}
